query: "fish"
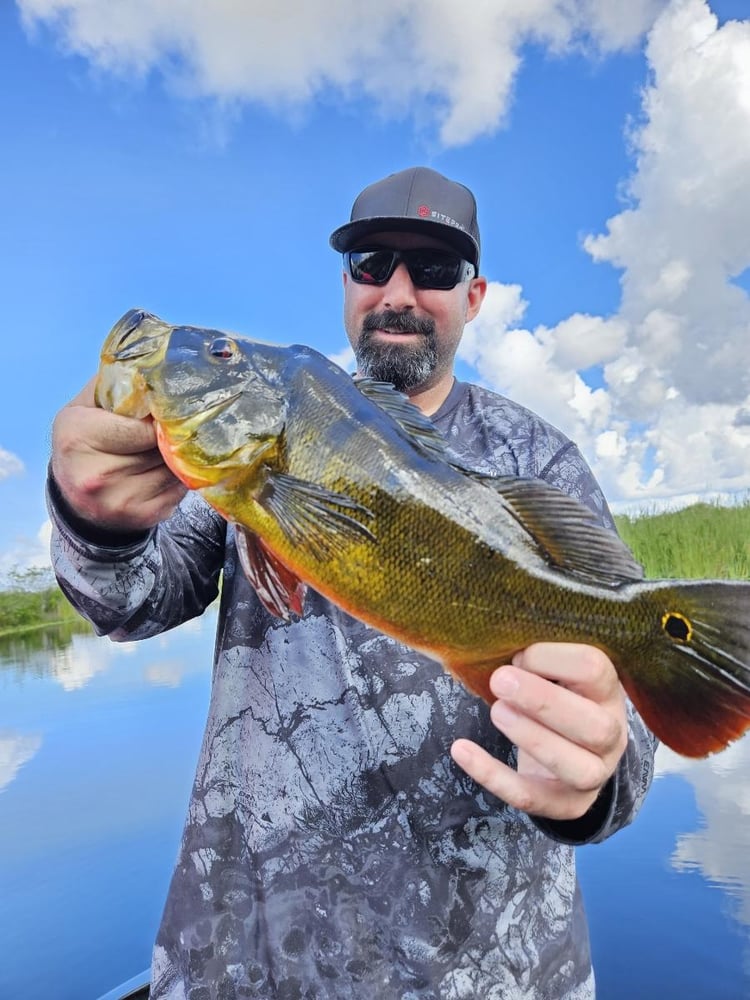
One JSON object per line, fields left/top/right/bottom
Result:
{"left": 95, "top": 308, "right": 750, "bottom": 758}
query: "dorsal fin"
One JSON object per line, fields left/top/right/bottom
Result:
{"left": 353, "top": 377, "right": 449, "bottom": 462}
{"left": 479, "top": 474, "right": 644, "bottom": 586}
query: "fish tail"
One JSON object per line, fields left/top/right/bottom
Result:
{"left": 619, "top": 580, "right": 750, "bottom": 757}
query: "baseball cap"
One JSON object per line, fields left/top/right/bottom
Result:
{"left": 329, "top": 166, "right": 481, "bottom": 268}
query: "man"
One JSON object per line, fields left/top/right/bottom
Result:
{"left": 49, "top": 166, "right": 656, "bottom": 999}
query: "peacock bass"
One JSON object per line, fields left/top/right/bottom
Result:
{"left": 95, "top": 308, "right": 750, "bottom": 758}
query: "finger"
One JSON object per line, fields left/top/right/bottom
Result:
{"left": 56, "top": 406, "right": 159, "bottom": 457}
{"left": 491, "top": 665, "right": 625, "bottom": 756}
{"left": 132, "top": 464, "right": 187, "bottom": 504}
{"left": 131, "top": 479, "right": 188, "bottom": 526}
{"left": 451, "top": 739, "right": 597, "bottom": 820}
{"left": 90, "top": 412, "right": 160, "bottom": 456}
{"left": 510, "top": 642, "right": 622, "bottom": 701}
{"left": 489, "top": 701, "right": 613, "bottom": 794}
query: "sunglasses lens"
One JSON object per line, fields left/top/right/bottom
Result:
{"left": 407, "top": 250, "right": 461, "bottom": 289}
{"left": 347, "top": 250, "right": 396, "bottom": 285}
{"left": 347, "top": 248, "right": 473, "bottom": 289}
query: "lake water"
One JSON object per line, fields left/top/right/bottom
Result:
{"left": 2, "top": 613, "right": 749, "bottom": 1000}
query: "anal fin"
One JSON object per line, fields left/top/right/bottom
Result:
{"left": 235, "top": 526, "right": 306, "bottom": 621}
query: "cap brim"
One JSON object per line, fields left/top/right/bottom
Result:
{"left": 329, "top": 217, "right": 479, "bottom": 267}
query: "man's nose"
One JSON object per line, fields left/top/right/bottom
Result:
{"left": 382, "top": 263, "right": 418, "bottom": 310}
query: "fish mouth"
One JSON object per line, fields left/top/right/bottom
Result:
{"left": 95, "top": 309, "right": 173, "bottom": 415}
{"left": 100, "top": 309, "right": 171, "bottom": 364}
{"left": 154, "top": 387, "right": 245, "bottom": 431}
{"left": 110, "top": 333, "right": 168, "bottom": 362}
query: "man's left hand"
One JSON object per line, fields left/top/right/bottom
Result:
{"left": 451, "top": 642, "right": 628, "bottom": 821}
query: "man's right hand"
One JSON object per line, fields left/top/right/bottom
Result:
{"left": 51, "top": 376, "right": 187, "bottom": 533}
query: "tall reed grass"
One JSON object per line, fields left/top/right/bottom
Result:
{"left": 614, "top": 499, "right": 750, "bottom": 580}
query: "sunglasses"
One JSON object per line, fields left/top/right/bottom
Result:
{"left": 346, "top": 247, "right": 476, "bottom": 290}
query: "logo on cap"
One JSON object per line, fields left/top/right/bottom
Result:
{"left": 417, "top": 204, "right": 430, "bottom": 218}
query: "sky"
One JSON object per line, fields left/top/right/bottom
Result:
{"left": 1, "top": 0, "right": 749, "bottom": 580}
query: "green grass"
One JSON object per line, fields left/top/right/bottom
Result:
{"left": 0, "top": 568, "right": 88, "bottom": 638}
{"left": 614, "top": 499, "right": 750, "bottom": 580}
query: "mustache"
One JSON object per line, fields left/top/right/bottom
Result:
{"left": 361, "top": 310, "right": 435, "bottom": 338}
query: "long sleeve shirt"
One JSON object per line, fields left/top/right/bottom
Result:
{"left": 48, "top": 379, "right": 657, "bottom": 1000}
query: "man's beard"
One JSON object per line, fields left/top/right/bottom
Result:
{"left": 355, "top": 310, "right": 438, "bottom": 393}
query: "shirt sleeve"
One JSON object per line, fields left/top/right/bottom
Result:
{"left": 46, "top": 473, "right": 226, "bottom": 641}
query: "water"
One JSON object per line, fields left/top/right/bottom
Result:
{"left": 0, "top": 618, "right": 214, "bottom": 1000}
{"left": 1, "top": 616, "right": 749, "bottom": 999}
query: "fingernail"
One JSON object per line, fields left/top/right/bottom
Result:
{"left": 492, "top": 670, "right": 519, "bottom": 698}
{"left": 450, "top": 740, "right": 474, "bottom": 768}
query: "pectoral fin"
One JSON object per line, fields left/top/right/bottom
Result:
{"left": 260, "top": 472, "right": 375, "bottom": 560}
{"left": 235, "top": 526, "right": 306, "bottom": 620}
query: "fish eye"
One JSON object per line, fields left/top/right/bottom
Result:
{"left": 209, "top": 337, "right": 236, "bottom": 360}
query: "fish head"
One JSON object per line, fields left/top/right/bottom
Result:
{"left": 142, "top": 321, "right": 289, "bottom": 489}
{"left": 95, "top": 310, "right": 289, "bottom": 489}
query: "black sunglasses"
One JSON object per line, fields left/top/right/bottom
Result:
{"left": 346, "top": 247, "right": 476, "bottom": 290}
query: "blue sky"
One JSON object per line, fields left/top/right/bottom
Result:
{"left": 2, "top": 0, "right": 749, "bottom": 579}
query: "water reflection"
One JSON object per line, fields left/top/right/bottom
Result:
{"left": 0, "top": 613, "right": 216, "bottom": 1000}
{"left": 0, "top": 618, "right": 93, "bottom": 674}
{"left": 657, "top": 736, "right": 750, "bottom": 928}
{"left": 0, "top": 729, "right": 42, "bottom": 791}
{"left": 2, "top": 616, "right": 750, "bottom": 999}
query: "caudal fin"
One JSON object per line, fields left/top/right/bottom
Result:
{"left": 619, "top": 580, "right": 750, "bottom": 757}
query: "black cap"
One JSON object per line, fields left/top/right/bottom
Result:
{"left": 329, "top": 166, "right": 480, "bottom": 268}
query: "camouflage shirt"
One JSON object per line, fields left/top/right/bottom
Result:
{"left": 48, "top": 380, "right": 656, "bottom": 1000}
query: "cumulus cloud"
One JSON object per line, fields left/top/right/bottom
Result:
{"left": 328, "top": 345, "right": 355, "bottom": 373}
{"left": 17, "top": 0, "right": 669, "bottom": 146}
{"left": 459, "top": 285, "right": 621, "bottom": 443}
{"left": 459, "top": 0, "right": 750, "bottom": 503}
{"left": 0, "top": 520, "right": 52, "bottom": 584}
{"left": 18, "top": 0, "right": 750, "bottom": 503}
{"left": 585, "top": 0, "right": 750, "bottom": 406}
{"left": 0, "top": 447, "right": 24, "bottom": 482}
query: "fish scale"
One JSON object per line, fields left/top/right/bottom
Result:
{"left": 95, "top": 308, "right": 750, "bottom": 758}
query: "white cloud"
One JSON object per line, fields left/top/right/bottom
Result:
{"left": 0, "top": 447, "right": 24, "bottom": 482}
{"left": 0, "top": 730, "right": 42, "bottom": 792}
{"left": 17, "top": 0, "right": 670, "bottom": 146}
{"left": 51, "top": 631, "right": 119, "bottom": 690}
{"left": 458, "top": 1, "right": 750, "bottom": 503}
{"left": 584, "top": 0, "right": 750, "bottom": 410}
{"left": 144, "top": 659, "right": 186, "bottom": 687}
{"left": 458, "top": 283, "right": 622, "bottom": 457}
{"left": 656, "top": 734, "right": 750, "bottom": 927}
{"left": 0, "top": 520, "right": 52, "bottom": 583}
{"left": 17, "top": 0, "right": 750, "bottom": 504}
{"left": 328, "top": 345, "right": 355, "bottom": 374}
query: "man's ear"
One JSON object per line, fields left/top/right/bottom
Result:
{"left": 466, "top": 276, "right": 488, "bottom": 322}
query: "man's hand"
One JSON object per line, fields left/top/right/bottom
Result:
{"left": 451, "top": 643, "right": 628, "bottom": 822}
{"left": 51, "top": 377, "right": 187, "bottom": 533}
